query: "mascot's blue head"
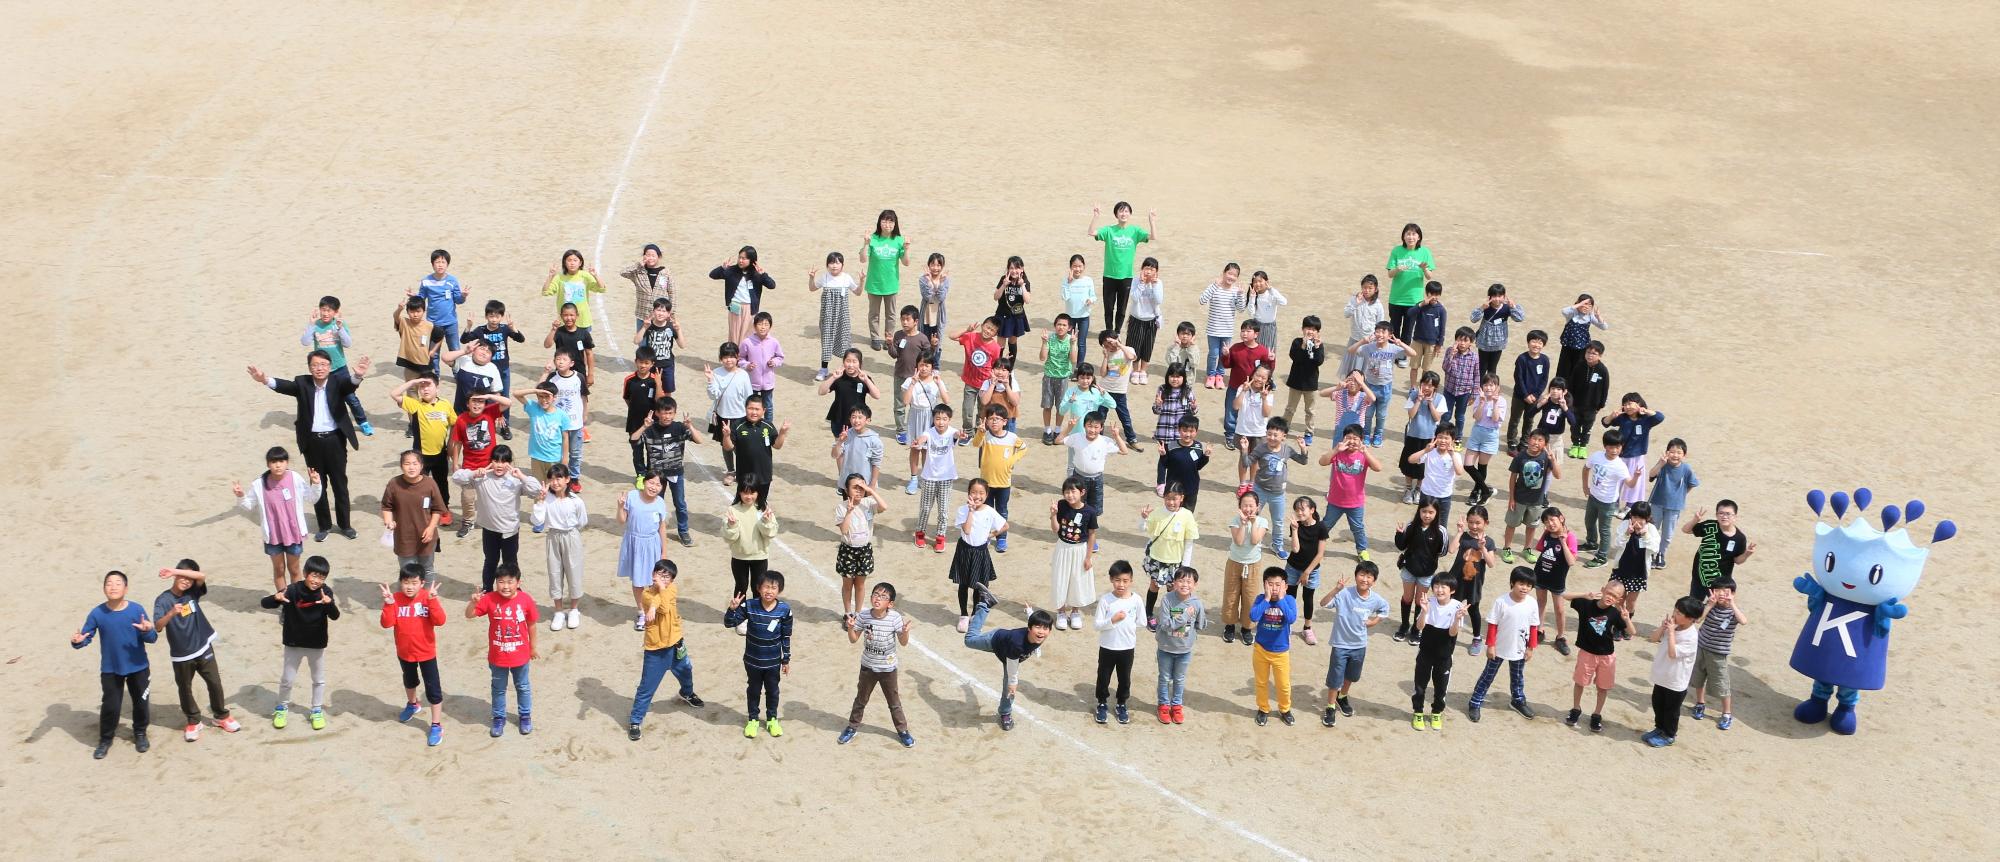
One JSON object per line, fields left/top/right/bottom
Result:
{"left": 1806, "top": 488, "right": 1955, "bottom": 606}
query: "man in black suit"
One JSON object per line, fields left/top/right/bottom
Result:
{"left": 249, "top": 350, "right": 372, "bottom": 541}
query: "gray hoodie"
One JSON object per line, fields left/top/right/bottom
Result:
{"left": 836, "top": 428, "right": 885, "bottom": 485}
{"left": 1153, "top": 592, "right": 1209, "bottom": 654}
{"left": 451, "top": 467, "right": 544, "bottom": 536}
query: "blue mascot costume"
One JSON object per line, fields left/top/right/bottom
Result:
{"left": 1791, "top": 488, "right": 1955, "bottom": 735}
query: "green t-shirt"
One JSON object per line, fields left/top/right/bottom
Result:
{"left": 1386, "top": 245, "right": 1433, "bottom": 306}
{"left": 864, "top": 235, "right": 905, "bottom": 296}
{"left": 1044, "top": 333, "right": 1075, "bottom": 379}
{"left": 1094, "top": 224, "right": 1151, "bottom": 280}
{"left": 307, "top": 321, "right": 348, "bottom": 369}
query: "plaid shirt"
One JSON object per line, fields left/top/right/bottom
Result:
{"left": 621, "top": 262, "right": 676, "bottom": 321}
{"left": 1442, "top": 346, "right": 1481, "bottom": 396}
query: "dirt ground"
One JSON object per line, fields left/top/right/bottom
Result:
{"left": 4, "top": 0, "right": 1998, "bottom": 858}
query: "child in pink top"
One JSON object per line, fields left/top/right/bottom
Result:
{"left": 1318, "top": 424, "right": 1383, "bottom": 560}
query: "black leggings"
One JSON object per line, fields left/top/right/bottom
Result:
{"left": 1287, "top": 583, "right": 1318, "bottom": 622}
{"left": 958, "top": 582, "right": 976, "bottom": 616}
{"left": 481, "top": 529, "right": 520, "bottom": 592}
{"left": 399, "top": 658, "right": 443, "bottom": 705}
{"left": 1652, "top": 684, "right": 1687, "bottom": 738}
{"left": 1102, "top": 277, "right": 1133, "bottom": 334}
{"left": 731, "top": 558, "right": 769, "bottom": 598}
{"left": 1094, "top": 647, "right": 1134, "bottom": 705}
{"left": 746, "top": 664, "right": 781, "bottom": 720}
{"left": 1478, "top": 349, "right": 1503, "bottom": 379}
{"left": 1411, "top": 638, "right": 1454, "bottom": 712}
{"left": 99, "top": 670, "right": 150, "bottom": 741}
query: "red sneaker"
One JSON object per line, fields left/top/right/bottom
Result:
{"left": 439, "top": 512, "right": 454, "bottom": 527}
{"left": 914, "top": 531, "right": 928, "bottom": 549}
{"left": 582, "top": 428, "right": 592, "bottom": 443}
{"left": 568, "top": 480, "right": 583, "bottom": 494}
{"left": 933, "top": 536, "right": 947, "bottom": 553}
{"left": 1171, "top": 705, "right": 1185, "bottom": 724}
{"left": 1157, "top": 705, "right": 1171, "bottom": 724}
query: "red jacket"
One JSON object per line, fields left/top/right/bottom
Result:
{"left": 1225, "top": 342, "right": 1274, "bottom": 389}
{"left": 380, "top": 590, "right": 447, "bottom": 661}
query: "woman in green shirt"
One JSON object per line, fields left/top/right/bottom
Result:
{"left": 860, "top": 210, "right": 908, "bottom": 352}
{"left": 1087, "top": 201, "right": 1156, "bottom": 337}
{"left": 1385, "top": 223, "right": 1434, "bottom": 360}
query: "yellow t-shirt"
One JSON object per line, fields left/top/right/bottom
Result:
{"left": 401, "top": 395, "right": 457, "bottom": 455}
{"left": 642, "top": 582, "right": 684, "bottom": 650}
{"left": 968, "top": 428, "right": 1031, "bottom": 488}
{"left": 1145, "top": 507, "right": 1200, "bottom": 564}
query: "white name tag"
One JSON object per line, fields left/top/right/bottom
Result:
{"left": 281, "top": 489, "right": 293, "bottom": 501}
{"left": 421, "top": 497, "right": 431, "bottom": 509}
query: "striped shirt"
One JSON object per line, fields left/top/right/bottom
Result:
{"left": 854, "top": 609, "right": 904, "bottom": 672}
{"left": 1698, "top": 603, "right": 1738, "bottom": 655}
{"left": 724, "top": 599, "right": 794, "bottom": 668}
{"left": 1198, "top": 282, "right": 1240, "bottom": 339}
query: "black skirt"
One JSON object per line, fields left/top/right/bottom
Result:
{"left": 948, "top": 538, "right": 997, "bottom": 585}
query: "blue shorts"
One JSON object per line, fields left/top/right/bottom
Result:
{"left": 1285, "top": 564, "right": 1321, "bottom": 590}
{"left": 1466, "top": 422, "right": 1501, "bottom": 454}
{"left": 1326, "top": 646, "right": 1367, "bottom": 689}
{"left": 1400, "top": 568, "right": 1434, "bottom": 587}
{"left": 264, "top": 542, "right": 304, "bottom": 557}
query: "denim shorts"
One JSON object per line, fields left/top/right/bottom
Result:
{"left": 1326, "top": 646, "right": 1367, "bottom": 689}
{"left": 1285, "top": 564, "right": 1321, "bottom": 590}
{"left": 265, "top": 542, "right": 304, "bottom": 557}
{"left": 1399, "top": 568, "right": 1434, "bottom": 587}
{"left": 1466, "top": 422, "right": 1501, "bottom": 454}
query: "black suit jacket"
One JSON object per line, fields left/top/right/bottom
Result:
{"left": 273, "top": 371, "right": 363, "bottom": 451}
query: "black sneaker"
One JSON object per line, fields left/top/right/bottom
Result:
{"left": 499, "top": 426, "right": 513, "bottom": 441}
{"left": 627, "top": 723, "right": 642, "bottom": 741}
{"left": 455, "top": 523, "right": 471, "bottom": 539}
{"left": 1242, "top": 633, "right": 1254, "bottom": 647}
{"left": 313, "top": 530, "right": 329, "bottom": 543}
{"left": 93, "top": 740, "right": 111, "bottom": 760}
{"left": 1223, "top": 626, "right": 1236, "bottom": 643}
{"left": 1511, "top": 700, "right": 1535, "bottom": 719}
{"left": 1095, "top": 703, "right": 1109, "bottom": 724}
{"left": 999, "top": 713, "right": 1015, "bottom": 731}
{"left": 1115, "top": 705, "right": 1130, "bottom": 725}
{"left": 679, "top": 693, "right": 705, "bottom": 708}
{"left": 1565, "top": 708, "right": 1581, "bottom": 727}
{"left": 134, "top": 733, "right": 150, "bottom": 754}
{"left": 338, "top": 528, "right": 358, "bottom": 540}
{"left": 1392, "top": 625, "right": 1409, "bottom": 642}
{"left": 1467, "top": 704, "right": 1482, "bottom": 723}
{"left": 1279, "top": 711, "right": 1296, "bottom": 726}
{"left": 1223, "top": 437, "right": 1237, "bottom": 451}
{"left": 1554, "top": 637, "right": 1572, "bottom": 657}
{"left": 1322, "top": 707, "right": 1337, "bottom": 727}
{"left": 1577, "top": 541, "right": 1597, "bottom": 553}
{"left": 1337, "top": 696, "right": 1354, "bottom": 717}
{"left": 1589, "top": 713, "right": 1604, "bottom": 733}
{"left": 678, "top": 532, "right": 693, "bottom": 548}
{"left": 1255, "top": 711, "right": 1269, "bottom": 726}
{"left": 971, "top": 582, "right": 997, "bottom": 612}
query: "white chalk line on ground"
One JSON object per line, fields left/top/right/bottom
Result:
{"left": 686, "top": 464, "right": 1309, "bottom": 862}
{"left": 1660, "top": 244, "right": 1829, "bottom": 257}
{"left": 586, "top": 0, "right": 701, "bottom": 353}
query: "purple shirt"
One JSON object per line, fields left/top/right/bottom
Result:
{"left": 263, "top": 474, "right": 304, "bottom": 546}
{"left": 739, "top": 334, "right": 787, "bottom": 390}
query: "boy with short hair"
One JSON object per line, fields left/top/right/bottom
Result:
{"left": 1645, "top": 595, "right": 1705, "bottom": 748}
{"left": 623, "top": 347, "right": 668, "bottom": 476}
{"left": 1568, "top": 342, "right": 1610, "bottom": 459}
{"left": 303, "top": 295, "right": 372, "bottom": 434}
{"left": 1155, "top": 416, "right": 1210, "bottom": 511}
{"left": 1319, "top": 423, "right": 1382, "bottom": 562}
{"left": 543, "top": 302, "right": 596, "bottom": 445}
{"left": 518, "top": 383, "right": 570, "bottom": 491}
{"left": 1250, "top": 568, "right": 1299, "bottom": 726}
{"left": 831, "top": 405, "right": 885, "bottom": 490}
{"left": 451, "top": 445, "right": 542, "bottom": 593}
{"left": 1646, "top": 438, "right": 1699, "bottom": 569}
{"left": 439, "top": 335, "right": 503, "bottom": 416}
{"left": 415, "top": 248, "right": 466, "bottom": 351}
{"left": 1505, "top": 330, "right": 1551, "bottom": 453}
{"left": 841, "top": 581, "right": 916, "bottom": 747}
{"left": 449, "top": 387, "right": 513, "bottom": 536}
{"left": 71, "top": 571, "right": 157, "bottom": 759}
{"left": 541, "top": 350, "right": 589, "bottom": 491}
{"left": 960, "top": 582, "right": 1053, "bottom": 731}
{"left": 1063, "top": 412, "right": 1129, "bottom": 517}
{"left": 631, "top": 397, "right": 699, "bottom": 548}
{"left": 1154, "top": 566, "right": 1207, "bottom": 724}
{"left": 723, "top": 572, "right": 795, "bottom": 739}
{"left": 1561, "top": 579, "right": 1630, "bottom": 732}
{"left": 719, "top": 398, "right": 791, "bottom": 499}
{"left": 1320, "top": 561, "right": 1391, "bottom": 726}
{"left": 885, "top": 305, "right": 931, "bottom": 438}
{"left": 467, "top": 565, "right": 539, "bottom": 737}
{"left": 1466, "top": 567, "right": 1540, "bottom": 722}
{"left": 911, "top": 404, "right": 966, "bottom": 552}
{"left": 154, "top": 560, "right": 241, "bottom": 741}
{"left": 954, "top": 318, "right": 1004, "bottom": 429}
{"left": 1222, "top": 319, "right": 1274, "bottom": 442}
{"left": 1689, "top": 578, "right": 1747, "bottom": 729}
{"left": 1250, "top": 418, "right": 1309, "bottom": 558}
{"left": 740, "top": 311, "right": 786, "bottom": 416}
{"left": 635, "top": 297, "right": 680, "bottom": 396}
{"left": 261, "top": 555, "right": 340, "bottom": 732}
{"left": 968, "top": 405, "right": 1032, "bottom": 553}
{"left": 1282, "top": 316, "right": 1326, "bottom": 446}
{"left": 1405, "top": 280, "right": 1447, "bottom": 391}
{"left": 393, "top": 295, "right": 440, "bottom": 380}
{"left": 629, "top": 560, "right": 705, "bottom": 740}
{"left": 1040, "top": 315, "right": 1079, "bottom": 444}
{"left": 466, "top": 300, "right": 526, "bottom": 435}
{"left": 1096, "top": 330, "right": 1140, "bottom": 447}
{"left": 1466, "top": 282, "right": 1525, "bottom": 378}
{"left": 1582, "top": 430, "right": 1637, "bottom": 566}
{"left": 380, "top": 562, "right": 447, "bottom": 746}
{"left": 1501, "top": 431, "right": 1561, "bottom": 563}
{"left": 1162, "top": 321, "right": 1200, "bottom": 379}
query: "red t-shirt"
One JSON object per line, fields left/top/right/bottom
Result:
{"left": 379, "top": 591, "right": 447, "bottom": 662}
{"left": 1325, "top": 448, "right": 1370, "bottom": 509}
{"left": 471, "top": 590, "right": 539, "bottom": 668}
{"left": 956, "top": 331, "right": 1001, "bottom": 387}
{"left": 452, "top": 404, "right": 505, "bottom": 469}
{"left": 1225, "top": 342, "right": 1274, "bottom": 389}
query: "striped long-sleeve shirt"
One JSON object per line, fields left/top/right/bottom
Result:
{"left": 1198, "top": 282, "right": 1241, "bottom": 339}
{"left": 724, "top": 599, "right": 793, "bottom": 668}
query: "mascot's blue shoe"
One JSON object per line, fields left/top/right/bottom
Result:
{"left": 1793, "top": 696, "right": 1830, "bottom": 724}
{"left": 1829, "top": 702, "right": 1858, "bottom": 735}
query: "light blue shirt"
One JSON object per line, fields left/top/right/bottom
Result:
{"left": 1329, "top": 586, "right": 1391, "bottom": 650}
{"left": 1062, "top": 276, "right": 1095, "bottom": 319}
{"left": 418, "top": 273, "right": 465, "bottom": 326}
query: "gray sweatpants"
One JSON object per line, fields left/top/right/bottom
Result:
{"left": 277, "top": 646, "right": 326, "bottom": 710}
{"left": 546, "top": 528, "right": 585, "bottom": 601}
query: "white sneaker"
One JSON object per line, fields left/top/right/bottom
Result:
{"left": 956, "top": 616, "right": 969, "bottom": 633}
{"left": 566, "top": 608, "right": 581, "bottom": 629}
{"left": 551, "top": 614, "right": 565, "bottom": 632}
{"left": 1069, "top": 611, "right": 1084, "bottom": 630}
{"left": 814, "top": 368, "right": 831, "bottom": 382}
{"left": 1055, "top": 614, "right": 1069, "bottom": 631}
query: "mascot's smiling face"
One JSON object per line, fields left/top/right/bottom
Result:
{"left": 1810, "top": 520, "right": 1927, "bottom": 606}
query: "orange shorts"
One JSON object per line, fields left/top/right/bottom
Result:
{"left": 1573, "top": 651, "right": 1617, "bottom": 690}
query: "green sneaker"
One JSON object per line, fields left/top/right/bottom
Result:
{"left": 743, "top": 719, "right": 760, "bottom": 739}
{"left": 272, "top": 707, "right": 288, "bottom": 729}
{"left": 309, "top": 709, "right": 326, "bottom": 731}
{"left": 1427, "top": 712, "right": 1442, "bottom": 731}
{"left": 1411, "top": 712, "right": 1425, "bottom": 731}
{"left": 765, "top": 718, "right": 784, "bottom": 738}
{"left": 1500, "top": 549, "right": 1517, "bottom": 564}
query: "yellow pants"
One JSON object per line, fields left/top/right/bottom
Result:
{"left": 1222, "top": 560, "right": 1256, "bottom": 627}
{"left": 1253, "top": 645, "right": 1292, "bottom": 713}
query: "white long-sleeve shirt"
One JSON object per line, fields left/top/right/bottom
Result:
{"left": 531, "top": 494, "right": 588, "bottom": 533}
{"left": 1094, "top": 592, "right": 1146, "bottom": 650}
{"left": 1344, "top": 294, "right": 1387, "bottom": 343}
{"left": 1129, "top": 278, "right": 1164, "bottom": 321}
{"left": 706, "top": 367, "right": 752, "bottom": 420}
{"left": 1246, "top": 286, "right": 1288, "bottom": 324}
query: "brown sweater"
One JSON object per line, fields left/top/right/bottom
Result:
{"left": 381, "top": 475, "right": 441, "bottom": 556}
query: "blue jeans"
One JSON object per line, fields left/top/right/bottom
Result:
{"left": 1157, "top": 649, "right": 1191, "bottom": 706}
{"left": 1364, "top": 383, "right": 1392, "bottom": 439}
{"left": 564, "top": 428, "right": 585, "bottom": 479}
{"left": 1223, "top": 386, "right": 1241, "bottom": 437}
{"left": 1444, "top": 391, "right": 1470, "bottom": 434}
{"left": 1256, "top": 486, "right": 1287, "bottom": 556}
{"left": 434, "top": 320, "right": 462, "bottom": 352}
{"left": 344, "top": 391, "right": 370, "bottom": 425}
{"left": 664, "top": 474, "right": 689, "bottom": 534}
{"left": 1468, "top": 655, "right": 1525, "bottom": 708}
{"left": 1206, "top": 335, "right": 1228, "bottom": 377}
{"left": 988, "top": 486, "right": 1011, "bottom": 523}
{"left": 630, "top": 642, "right": 696, "bottom": 724}
{"left": 1108, "top": 392, "right": 1136, "bottom": 444}
{"left": 1326, "top": 503, "right": 1368, "bottom": 551}
{"left": 1071, "top": 471, "right": 1104, "bottom": 515}
{"left": 1073, "top": 317, "right": 1091, "bottom": 366}
{"left": 962, "top": 604, "right": 1016, "bottom": 715}
{"left": 490, "top": 663, "right": 532, "bottom": 717}
{"left": 494, "top": 360, "right": 512, "bottom": 426}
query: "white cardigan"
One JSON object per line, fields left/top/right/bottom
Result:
{"left": 239, "top": 470, "right": 322, "bottom": 543}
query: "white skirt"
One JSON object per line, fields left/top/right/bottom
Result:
{"left": 1049, "top": 541, "right": 1095, "bottom": 609}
